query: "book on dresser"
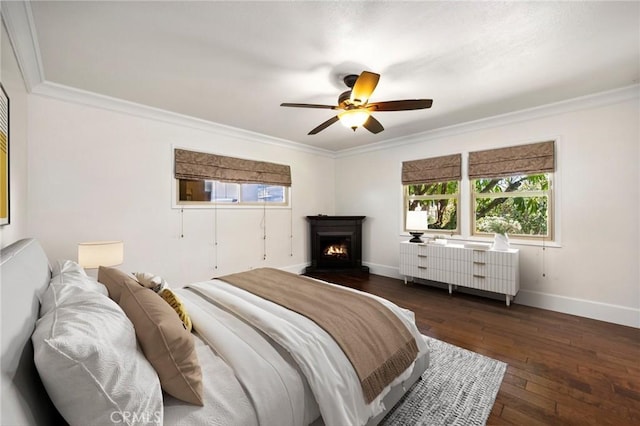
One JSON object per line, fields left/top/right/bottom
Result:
{"left": 399, "top": 241, "right": 519, "bottom": 306}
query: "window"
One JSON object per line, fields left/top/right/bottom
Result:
{"left": 174, "top": 148, "right": 291, "bottom": 207}
{"left": 469, "top": 141, "right": 555, "bottom": 240}
{"left": 403, "top": 141, "right": 556, "bottom": 241}
{"left": 401, "top": 153, "right": 462, "bottom": 234}
{"left": 178, "top": 179, "right": 288, "bottom": 205}
{"left": 405, "top": 181, "right": 459, "bottom": 232}
{"left": 472, "top": 173, "right": 552, "bottom": 238}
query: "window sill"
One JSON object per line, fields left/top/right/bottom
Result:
{"left": 173, "top": 203, "right": 291, "bottom": 210}
{"left": 460, "top": 235, "right": 561, "bottom": 248}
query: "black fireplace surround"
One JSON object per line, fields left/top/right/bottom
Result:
{"left": 305, "top": 215, "right": 369, "bottom": 274}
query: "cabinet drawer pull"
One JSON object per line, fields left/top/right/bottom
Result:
{"left": 417, "top": 254, "right": 427, "bottom": 258}
{"left": 473, "top": 274, "right": 485, "bottom": 279}
{"left": 418, "top": 266, "right": 427, "bottom": 269}
{"left": 473, "top": 261, "right": 486, "bottom": 265}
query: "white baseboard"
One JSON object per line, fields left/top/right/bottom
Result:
{"left": 364, "top": 262, "right": 403, "bottom": 279}
{"left": 281, "top": 263, "right": 310, "bottom": 275}
{"left": 365, "top": 263, "right": 640, "bottom": 329}
{"left": 515, "top": 290, "right": 640, "bottom": 329}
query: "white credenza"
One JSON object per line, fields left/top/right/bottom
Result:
{"left": 399, "top": 241, "right": 519, "bottom": 306}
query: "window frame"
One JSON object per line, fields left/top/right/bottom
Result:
{"left": 403, "top": 180, "right": 460, "bottom": 235}
{"left": 471, "top": 173, "right": 554, "bottom": 241}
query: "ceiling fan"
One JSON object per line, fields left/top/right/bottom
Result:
{"left": 280, "top": 71, "right": 433, "bottom": 135}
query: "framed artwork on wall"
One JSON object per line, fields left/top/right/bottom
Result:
{"left": 1, "top": 83, "right": 9, "bottom": 226}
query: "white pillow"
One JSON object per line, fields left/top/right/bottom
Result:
{"left": 32, "top": 284, "right": 164, "bottom": 426}
{"left": 51, "top": 259, "right": 108, "bottom": 294}
{"left": 38, "top": 260, "right": 109, "bottom": 316}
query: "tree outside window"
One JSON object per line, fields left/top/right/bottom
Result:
{"left": 473, "top": 173, "right": 552, "bottom": 238}
{"left": 405, "top": 181, "right": 459, "bottom": 232}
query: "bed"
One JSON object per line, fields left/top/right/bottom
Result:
{"left": 1, "top": 238, "right": 428, "bottom": 426}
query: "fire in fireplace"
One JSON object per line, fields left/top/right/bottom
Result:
{"left": 323, "top": 241, "right": 350, "bottom": 259}
{"left": 306, "top": 216, "right": 368, "bottom": 274}
{"left": 319, "top": 236, "right": 352, "bottom": 266}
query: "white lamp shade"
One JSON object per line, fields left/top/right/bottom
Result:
{"left": 78, "top": 241, "right": 124, "bottom": 269}
{"left": 406, "top": 211, "right": 429, "bottom": 231}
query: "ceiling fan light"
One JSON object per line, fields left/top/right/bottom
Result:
{"left": 338, "top": 110, "right": 370, "bottom": 129}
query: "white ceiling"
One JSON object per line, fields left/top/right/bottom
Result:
{"left": 19, "top": 1, "right": 640, "bottom": 151}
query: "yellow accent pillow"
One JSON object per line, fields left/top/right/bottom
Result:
{"left": 159, "top": 288, "right": 193, "bottom": 332}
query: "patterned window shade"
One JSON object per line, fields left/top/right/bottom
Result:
{"left": 174, "top": 149, "right": 291, "bottom": 186}
{"left": 402, "top": 153, "right": 462, "bottom": 185}
{"left": 468, "top": 141, "right": 555, "bottom": 179}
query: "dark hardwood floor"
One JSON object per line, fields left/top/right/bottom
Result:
{"left": 305, "top": 272, "right": 640, "bottom": 425}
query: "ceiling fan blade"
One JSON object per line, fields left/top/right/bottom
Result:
{"left": 350, "top": 71, "right": 380, "bottom": 105}
{"left": 308, "top": 116, "right": 340, "bottom": 135}
{"left": 363, "top": 115, "right": 384, "bottom": 134}
{"left": 367, "top": 99, "right": 433, "bottom": 111}
{"left": 280, "top": 103, "right": 337, "bottom": 110}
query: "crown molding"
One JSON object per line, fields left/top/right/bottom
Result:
{"left": 31, "top": 80, "right": 638, "bottom": 160}
{"left": 32, "top": 81, "right": 335, "bottom": 157}
{"left": 335, "top": 84, "right": 640, "bottom": 158}
{"left": 1, "top": 0, "right": 44, "bottom": 91}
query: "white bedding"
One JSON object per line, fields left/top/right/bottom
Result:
{"left": 171, "top": 278, "right": 428, "bottom": 426}
{"left": 163, "top": 334, "right": 258, "bottom": 426}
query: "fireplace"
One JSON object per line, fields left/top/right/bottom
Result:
{"left": 306, "top": 216, "right": 368, "bottom": 274}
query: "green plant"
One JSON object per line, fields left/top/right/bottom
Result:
{"left": 477, "top": 216, "right": 521, "bottom": 235}
{"left": 474, "top": 174, "right": 549, "bottom": 236}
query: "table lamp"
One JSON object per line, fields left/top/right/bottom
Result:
{"left": 406, "top": 211, "right": 429, "bottom": 243}
{"left": 78, "top": 241, "right": 124, "bottom": 269}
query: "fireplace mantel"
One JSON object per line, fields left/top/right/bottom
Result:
{"left": 305, "top": 216, "right": 368, "bottom": 274}
{"left": 307, "top": 215, "right": 366, "bottom": 222}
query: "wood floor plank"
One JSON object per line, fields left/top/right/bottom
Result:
{"left": 526, "top": 380, "right": 631, "bottom": 422}
{"left": 305, "top": 271, "right": 640, "bottom": 425}
{"left": 499, "top": 405, "right": 554, "bottom": 426}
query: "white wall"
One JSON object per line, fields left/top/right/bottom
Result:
{"left": 0, "top": 21, "right": 29, "bottom": 248}
{"left": 23, "top": 87, "right": 640, "bottom": 327}
{"left": 335, "top": 95, "right": 639, "bottom": 327}
{"left": 27, "top": 96, "right": 335, "bottom": 285}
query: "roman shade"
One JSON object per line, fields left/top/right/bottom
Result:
{"left": 468, "top": 141, "right": 555, "bottom": 179}
{"left": 402, "top": 153, "right": 462, "bottom": 185}
{"left": 175, "top": 148, "right": 291, "bottom": 186}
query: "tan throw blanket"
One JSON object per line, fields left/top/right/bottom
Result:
{"left": 218, "top": 268, "right": 418, "bottom": 403}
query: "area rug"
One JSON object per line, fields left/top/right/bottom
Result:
{"left": 380, "top": 336, "right": 507, "bottom": 426}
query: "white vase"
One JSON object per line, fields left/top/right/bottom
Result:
{"left": 492, "top": 233, "right": 510, "bottom": 251}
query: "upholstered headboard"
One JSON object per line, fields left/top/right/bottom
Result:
{"left": 1, "top": 238, "right": 65, "bottom": 425}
